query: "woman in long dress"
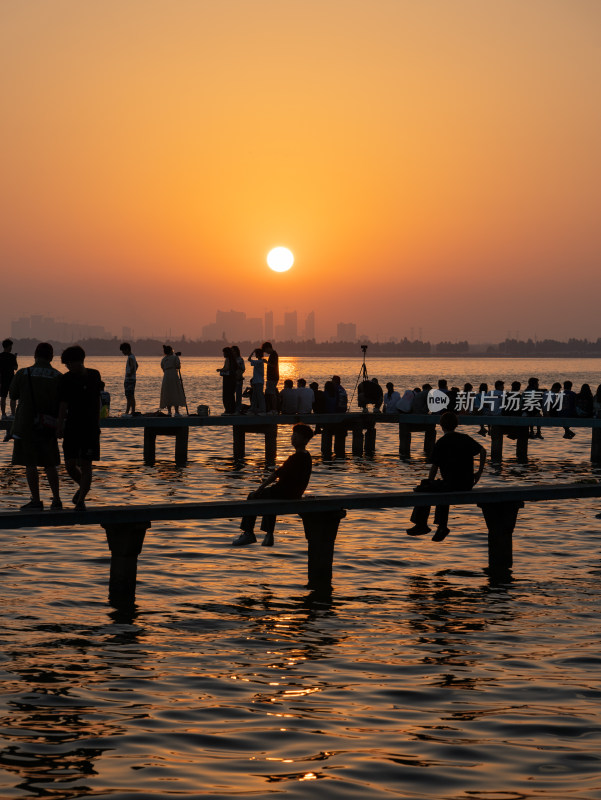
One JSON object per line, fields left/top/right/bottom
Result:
{"left": 160, "top": 345, "right": 185, "bottom": 416}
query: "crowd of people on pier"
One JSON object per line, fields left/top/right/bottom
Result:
{"left": 1, "top": 335, "right": 600, "bottom": 531}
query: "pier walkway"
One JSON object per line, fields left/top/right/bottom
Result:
{"left": 1, "top": 481, "right": 599, "bottom": 601}
{"left": 4, "top": 413, "right": 599, "bottom": 464}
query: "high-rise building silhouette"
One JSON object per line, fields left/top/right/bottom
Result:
{"left": 304, "top": 311, "right": 315, "bottom": 340}
{"left": 264, "top": 311, "right": 274, "bottom": 340}
{"left": 337, "top": 322, "right": 357, "bottom": 341}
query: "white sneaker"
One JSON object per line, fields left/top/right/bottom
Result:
{"left": 122, "top": 413, "right": 132, "bottom": 418}
{"left": 174, "top": 412, "right": 182, "bottom": 417}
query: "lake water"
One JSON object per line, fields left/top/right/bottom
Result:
{"left": 2, "top": 356, "right": 601, "bottom": 799}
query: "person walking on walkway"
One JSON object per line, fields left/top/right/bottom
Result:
{"left": 57, "top": 346, "right": 102, "bottom": 511}
{"left": 10, "top": 342, "right": 62, "bottom": 510}
{"left": 407, "top": 411, "right": 486, "bottom": 542}
{"left": 0, "top": 338, "right": 18, "bottom": 420}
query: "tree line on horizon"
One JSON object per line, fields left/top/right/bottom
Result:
{"left": 7, "top": 336, "right": 601, "bottom": 357}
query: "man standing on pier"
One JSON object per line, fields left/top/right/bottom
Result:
{"left": 57, "top": 346, "right": 102, "bottom": 511}
{"left": 10, "top": 342, "right": 62, "bottom": 510}
{"left": 119, "top": 342, "right": 138, "bottom": 416}
{"left": 407, "top": 411, "right": 486, "bottom": 541}
{"left": 233, "top": 423, "right": 314, "bottom": 547}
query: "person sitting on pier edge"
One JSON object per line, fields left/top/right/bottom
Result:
{"left": 296, "top": 378, "right": 314, "bottom": 414}
{"left": 407, "top": 410, "right": 486, "bottom": 542}
{"left": 383, "top": 382, "right": 401, "bottom": 413}
{"left": 279, "top": 378, "right": 298, "bottom": 414}
{"left": 261, "top": 341, "right": 279, "bottom": 414}
{"left": 10, "top": 342, "right": 62, "bottom": 511}
{"left": 57, "top": 345, "right": 102, "bottom": 511}
{"left": 233, "top": 423, "right": 314, "bottom": 547}
{"left": 119, "top": 342, "right": 138, "bottom": 417}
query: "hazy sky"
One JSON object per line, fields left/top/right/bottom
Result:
{"left": 2, "top": 1, "right": 600, "bottom": 342}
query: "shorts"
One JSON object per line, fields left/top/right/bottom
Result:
{"left": 12, "top": 436, "right": 60, "bottom": 468}
{"left": 63, "top": 427, "right": 100, "bottom": 462}
{"left": 124, "top": 378, "right": 136, "bottom": 399}
{"left": 0, "top": 376, "right": 13, "bottom": 398}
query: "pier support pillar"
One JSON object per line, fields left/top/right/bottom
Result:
{"left": 321, "top": 427, "right": 333, "bottom": 459}
{"left": 143, "top": 429, "right": 156, "bottom": 466}
{"left": 364, "top": 424, "right": 376, "bottom": 456}
{"left": 265, "top": 428, "right": 278, "bottom": 467}
{"left": 144, "top": 426, "right": 188, "bottom": 466}
{"left": 233, "top": 427, "right": 246, "bottom": 461}
{"left": 515, "top": 429, "right": 529, "bottom": 462}
{"left": 591, "top": 428, "right": 601, "bottom": 465}
{"left": 301, "top": 509, "right": 346, "bottom": 593}
{"left": 351, "top": 426, "right": 364, "bottom": 457}
{"left": 479, "top": 501, "right": 522, "bottom": 575}
{"left": 334, "top": 426, "right": 347, "bottom": 458}
{"left": 103, "top": 521, "right": 150, "bottom": 603}
{"left": 399, "top": 424, "right": 411, "bottom": 458}
{"left": 490, "top": 426, "right": 503, "bottom": 462}
{"left": 423, "top": 425, "right": 436, "bottom": 460}
{"left": 175, "top": 427, "right": 189, "bottom": 465}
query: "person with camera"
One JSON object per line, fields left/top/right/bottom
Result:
{"left": 9, "top": 342, "right": 62, "bottom": 510}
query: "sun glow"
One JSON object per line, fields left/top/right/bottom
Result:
{"left": 267, "top": 247, "right": 294, "bottom": 272}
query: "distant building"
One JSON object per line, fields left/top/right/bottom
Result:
{"left": 304, "top": 311, "right": 315, "bottom": 340}
{"left": 122, "top": 326, "right": 133, "bottom": 340}
{"left": 284, "top": 311, "right": 298, "bottom": 340}
{"left": 264, "top": 311, "right": 274, "bottom": 340}
{"left": 11, "top": 315, "right": 110, "bottom": 341}
{"left": 201, "top": 310, "right": 263, "bottom": 342}
{"left": 337, "top": 322, "right": 357, "bottom": 341}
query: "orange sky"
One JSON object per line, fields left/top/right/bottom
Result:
{"left": 2, "top": 0, "right": 600, "bottom": 342}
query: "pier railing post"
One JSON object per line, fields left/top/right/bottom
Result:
{"left": 175, "top": 427, "right": 189, "bottom": 465}
{"left": 399, "top": 423, "right": 411, "bottom": 458}
{"left": 143, "top": 429, "right": 156, "bottom": 466}
{"left": 233, "top": 427, "right": 246, "bottom": 460}
{"left": 103, "top": 521, "right": 150, "bottom": 602}
{"left": 478, "top": 501, "right": 523, "bottom": 575}
{"left": 301, "top": 509, "right": 346, "bottom": 593}
{"left": 591, "top": 427, "right": 601, "bottom": 465}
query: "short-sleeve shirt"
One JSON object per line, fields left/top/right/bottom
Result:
{"left": 0, "top": 352, "right": 18, "bottom": 380}
{"left": 58, "top": 368, "right": 102, "bottom": 432}
{"left": 431, "top": 431, "right": 482, "bottom": 490}
{"left": 125, "top": 353, "right": 137, "bottom": 379}
{"left": 271, "top": 451, "right": 312, "bottom": 498}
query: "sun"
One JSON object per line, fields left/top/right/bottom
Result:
{"left": 267, "top": 246, "right": 294, "bottom": 272}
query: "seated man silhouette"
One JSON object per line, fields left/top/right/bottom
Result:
{"left": 407, "top": 411, "right": 486, "bottom": 541}
{"left": 233, "top": 423, "right": 314, "bottom": 547}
